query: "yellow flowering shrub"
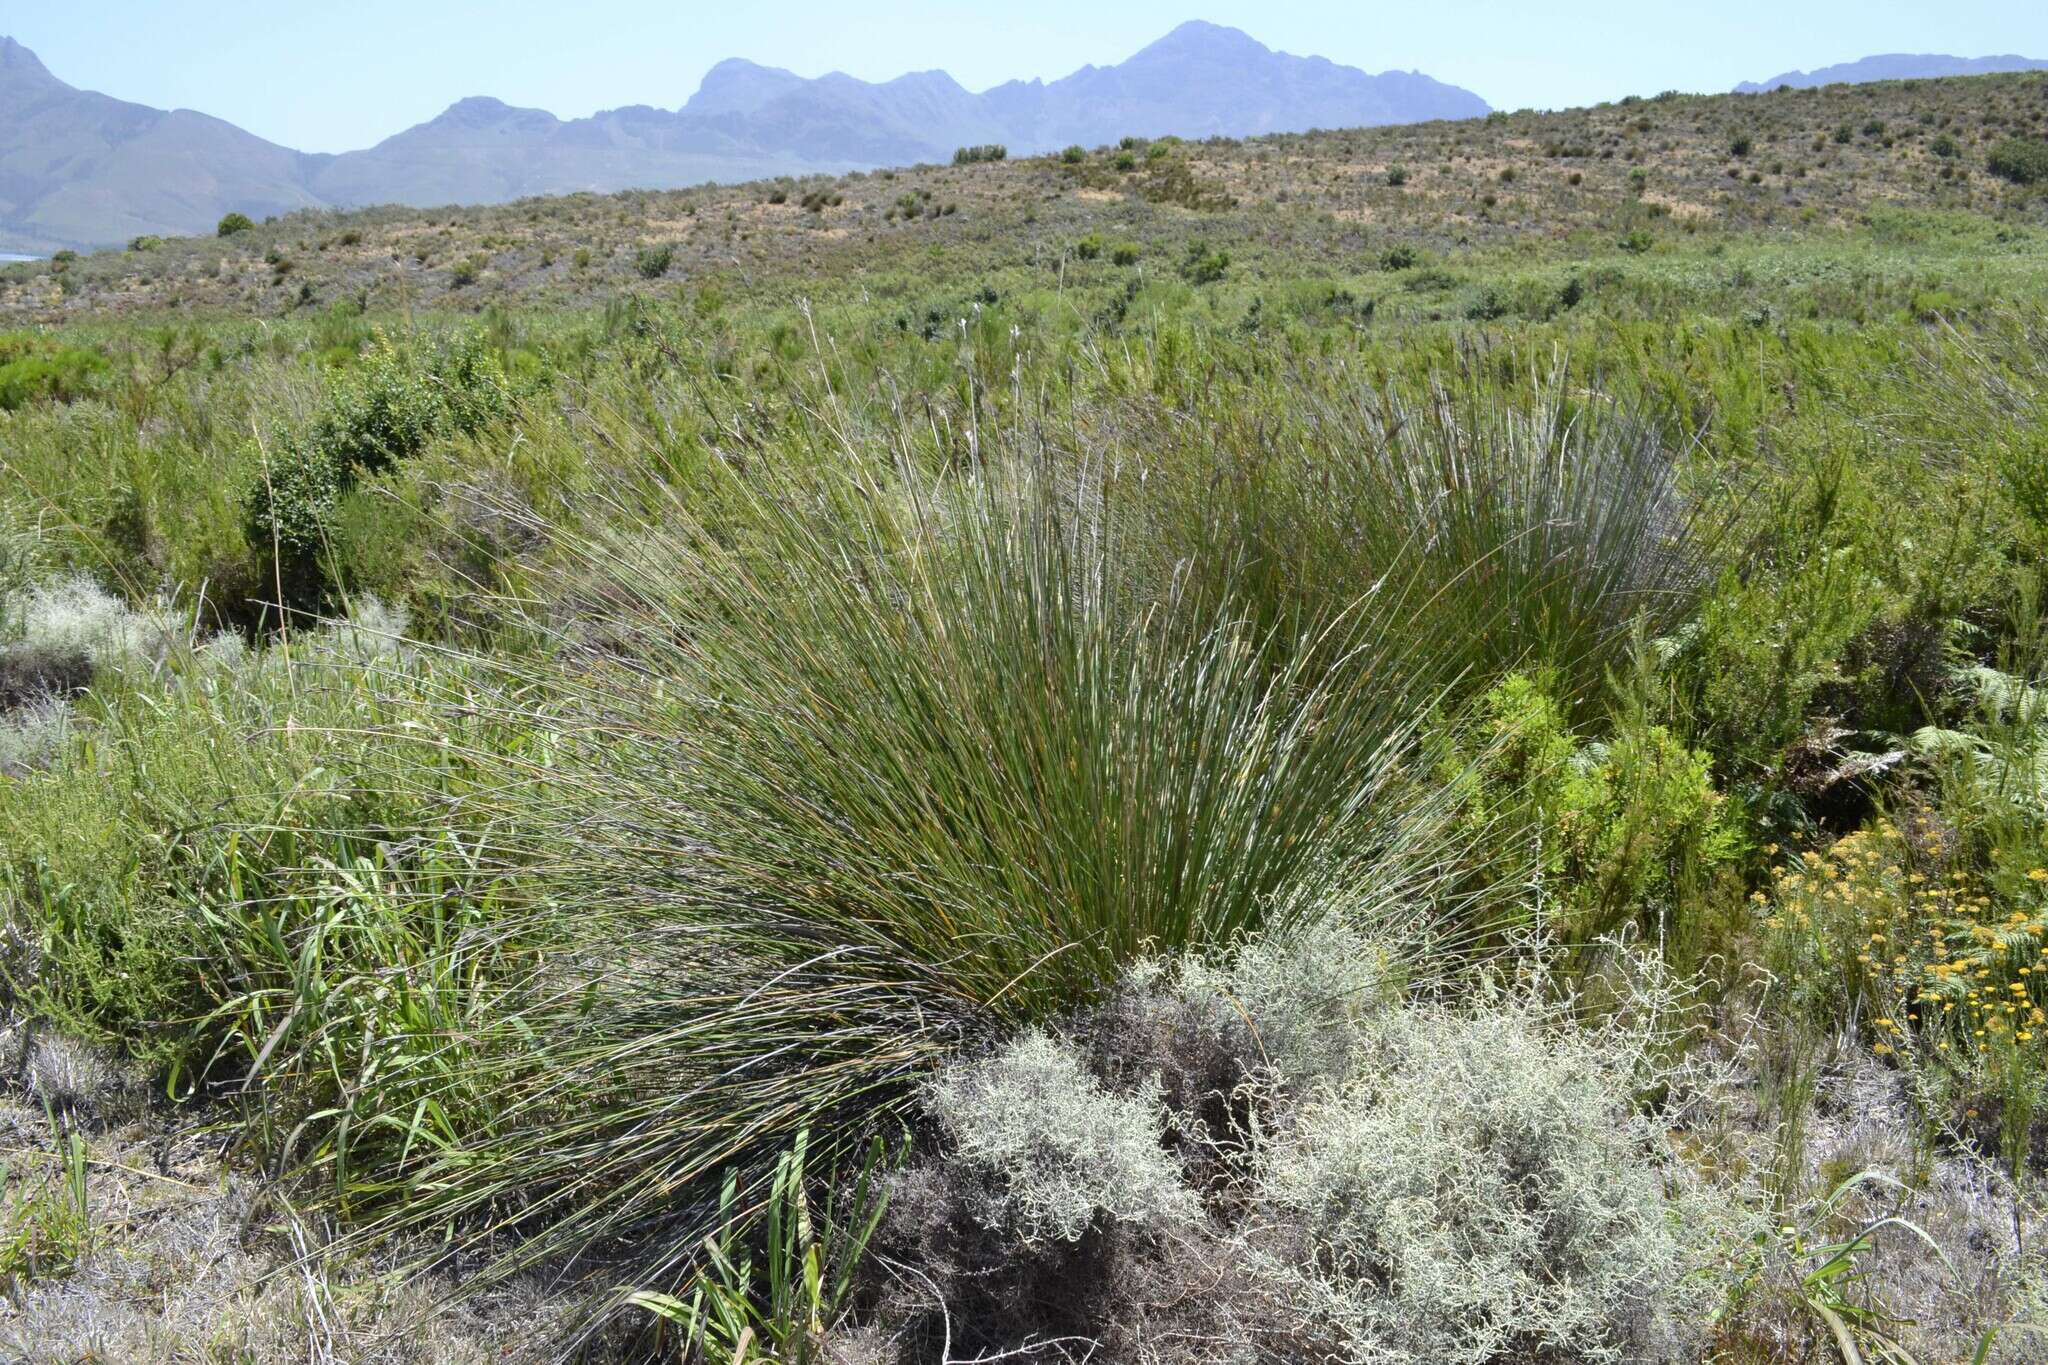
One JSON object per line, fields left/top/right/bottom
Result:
{"left": 1764, "top": 810, "right": 2048, "bottom": 1153}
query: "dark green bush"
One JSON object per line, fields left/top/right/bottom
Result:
{"left": 1059, "top": 145, "right": 1086, "bottom": 164}
{"left": 239, "top": 333, "right": 515, "bottom": 613}
{"left": 216, "top": 212, "right": 255, "bottom": 237}
{"left": 242, "top": 431, "right": 345, "bottom": 604}
{"left": 1988, "top": 138, "right": 2048, "bottom": 186}
{"left": 1179, "top": 242, "right": 1230, "bottom": 285}
{"left": 635, "top": 244, "right": 674, "bottom": 279}
{"left": 952, "top": 144, "right": 1007, "bottom": 165}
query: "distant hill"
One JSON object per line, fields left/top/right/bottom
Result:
{"left": 0, "top": 22, "right": 1487, "bottom": 253}
{"left": 1735, "top": 53, "right": 2048, "bottom": 93}
{"left": 0, "top": 36, "right": 326, "bottom": 255}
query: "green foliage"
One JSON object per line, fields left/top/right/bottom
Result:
{"left": 1780, "top": 1172, "right": 1959, "bottom": 1364}
{"left": 1386, "top": 164, "right": 1409, "bottom": 186}
{"left": 0, "top": 1107, "right": 92, "bottom": 1285}
{"left": 297, "top": 454, "right": 1465, "bottom": 1306}
{"left": 1178, "top": 241, "right": 1230, "bottom": 284}
{"left": 1059, "top": 144, "right": 1086, "bottom": 164}
{"left": 1988, "top": 138, "right": 2048, "bottom": 186}
{"left": 0, "top": 615, "right": 485, "bottom": 1080}
{"left": 629, "top": 1129, "right": 898, "bottom": 1364}
{"left": 238, "top": 331, "right": 514, "bottom": 613}
{"left": 0, "top": 336, "right": 105, "bottom": 411}
{"left": 241, "top": 430, "right": 345, "bottom": 600}
{"left": 952, "top": 144, "right": 1007, "bottom": 165}
{"left": 634, "top": 243, "right": 674, "bottom": 279}
{"left": 215, "top": 212, "right": 254, "bottom": 237}
{"left": 1447, "top": 671, "right": 1742, "bottom": 957}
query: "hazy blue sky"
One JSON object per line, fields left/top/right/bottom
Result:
{"left": 11, "top": 2, "right": 2048, "bottom": 153}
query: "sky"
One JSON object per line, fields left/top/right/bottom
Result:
{"left": 10, "top": 1, "right": 2048, "bottom": 153}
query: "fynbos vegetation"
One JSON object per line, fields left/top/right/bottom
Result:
{"left": 4, "top": 64, "right": 2048, "bottom": 1365}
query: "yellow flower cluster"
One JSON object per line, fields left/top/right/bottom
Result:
{"left": 1764, "top": 817, "right": 2048, "bottom": 1065}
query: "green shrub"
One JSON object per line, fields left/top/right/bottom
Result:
{"left": 216, "top": 212, "right": 255, "bottom": 237}
{"left": 1073, "top": 232, "right": 1103, "bottom": 261}
{"left": 1110, "top": 241, "right": 1141, "bottom": 267}
{"left": 0, "top": 338, "right": 106, "bottom": 411}
{"left": 952, "top": 144, "right": 1007, "bottom": 165}
{"left": 241, "top": 432, "right": 345, "bottom": 609}
{"left": 126, "top": 235, "right": 164, "bottom": 253}
{"left": 1178, "top": 242, "right": 1230, "bottom": 284}
{"left": 238, "top": 333, "right": 514, "bottom": 614}
{"left": 1445, "top": 672, "right": 1743, "bottom": 956}
{"left": 1988, "top": 138, "right": 2048, "bottom": 186}
{"left": 634, "top": 244, "right": 674, "bottom": 279}
{"left": 1386, "top": 164, "right": 1409, "bottom": 186}
{"left": 326, "top": 332, "right": 510, "bottom": 474}
{"left": 1059, "top": 144, "right": 1086, "bottom": 164}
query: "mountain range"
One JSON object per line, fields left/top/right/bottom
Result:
{"left": 1735, "top": 52, "right": 2048, "bottom": 93}
{"left": 0, "top": 22, "right": 1488, "bottom": 254}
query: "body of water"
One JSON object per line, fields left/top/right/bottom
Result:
{"left": 0, "top": 253, "right": 37, "bottom": 263}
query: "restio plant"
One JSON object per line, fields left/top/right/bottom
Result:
{"left": 282, "top": 450, "right": 1471, "bottom": 1318}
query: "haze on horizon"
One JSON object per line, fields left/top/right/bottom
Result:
{"left": 11, "top": 0, "right": 2048, "bottom": 155}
